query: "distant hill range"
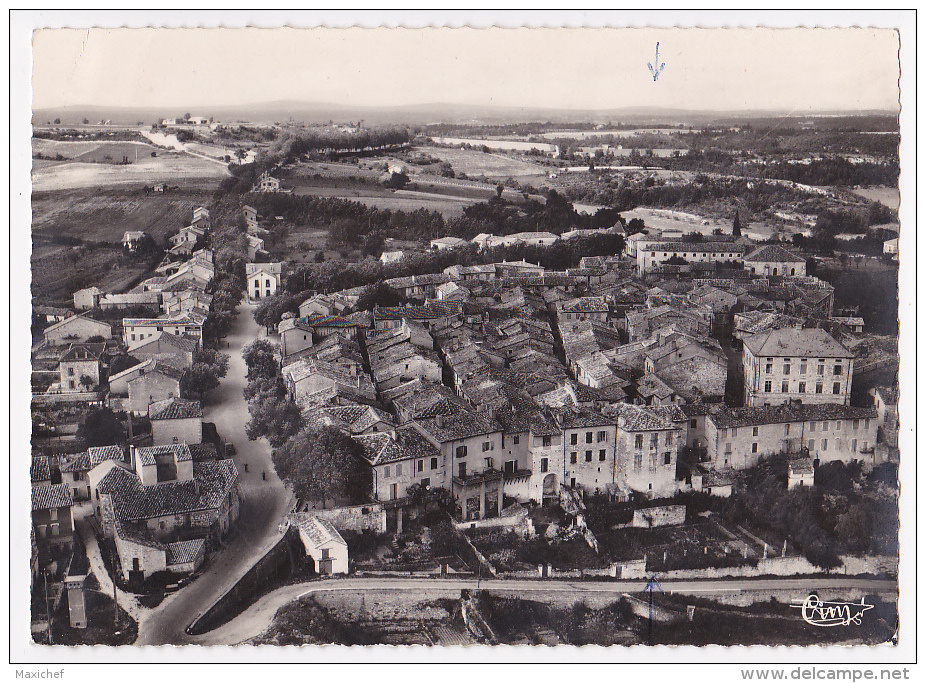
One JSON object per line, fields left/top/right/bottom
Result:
{"left": 32, "top": 100, "right": 900, "bottom": 129}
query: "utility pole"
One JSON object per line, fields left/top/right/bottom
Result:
{"left": 111, "top": 546, "right": 120, "bottom": 633}
{"left": 644, "top": 574, "right": 662, "bottom": 646}
{"left": 43, "top": 569, "right": 53, "bottom": 645}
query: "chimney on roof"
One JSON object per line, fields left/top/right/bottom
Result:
{"left": 436, "top": 414, "right": 446, "bottom": 428}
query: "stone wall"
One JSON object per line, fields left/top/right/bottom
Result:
{"left": 632, "top": 504, "right": 686, "bottom": 528}
{"left": 310, "top": 503, "right": 387, "bottom": 534}
{"left": 187, "top": 527, "right": 305, "bottom": 636}
{"left": 658, "top": 554, "right": 897, "bottom": 581}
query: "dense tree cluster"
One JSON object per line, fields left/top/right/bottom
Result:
{"left": 241, "top": 340, "right": 302, "bottom": 448}
{"left": 77, "top": 407, "right": 125, "bottom": 447}
{"left": 719, "top": 454, "right": 898, "bottom": 568}
{"left": 179, "top": 348, "right": 229, "bottom": 403}
{"left": 271, "top": 427, "right": 373, "bottom": 506}
{"left": 200, "top": 197, "right": 249, "bottom": 344}
{"left": 260, "top": 127, "right": 412, "bottom": 167}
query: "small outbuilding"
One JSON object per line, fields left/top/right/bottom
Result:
{"left": 292, "top": 513, "right": 349, "bottom": 575}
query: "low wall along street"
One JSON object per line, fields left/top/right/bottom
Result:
{"left": 187, "top": 526, "right": 306, "bottom": 635}
{"left": 310, "top": 503, "right": 387, "bottom": 534}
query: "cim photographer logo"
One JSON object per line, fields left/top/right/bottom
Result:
{"left": 791, "top": 594, "right": 874, "bottom": 627}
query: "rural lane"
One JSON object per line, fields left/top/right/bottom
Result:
{"left": 189, "top": 575, "right": 898, "bottom": 646}
{"left": 135, "top": 302, "right": 293, "bottom": 646}
{"left": 138, "top": 128, "right": 232, "bottom": 171}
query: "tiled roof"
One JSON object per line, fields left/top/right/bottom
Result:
{"left": 874, "top": 386, "right": 898, "bottom": 405}
{"left": 126, "top": 360, "right": 184, "bottom": 382}
{"left": 45, "top": 314, "right": 111, "bottom": 335}
{"left": 612, "top": 403, "right": 679, "bottom": 432}
{"left": 97, "top": 459, "right": 238, "bottom": 521}
{"left": 707, "top": 403, "right": 877, "bottom": 429}
{"left": 556, "top": 407, "right": 615, "bottom": 430}
{"left": 32, "top": 483, "right": 73, "bottom": 510}
{"left": 135, "top": 443, "right": 193, "bottom": 466}
{"left": 559, "top": 297, "right": 609, "bottom": 313}
{"left": 166, "top": 538, "right": 206, "bottom": 565}
{"left": 651, "top": 404, "right": 689, "bottom": 423}
{"left": 744, "top": 244, "right": 805, "bottom": 263}
{"left": 188, "top": 443, "right": 219, "bottom": 461}
{"left": 643, "top": 241, "right": 746, "bottom": 254}
{"left": 59, "top": 452, "right": 91, "bottom": 474}
{"left": 493, "top": 387, "right": 561, "bottom": 436}
{"left": 359, "top": 426, "right": 440, "bottom": 466}
{"left": 123, "top": 313, "right": 203, "bottom": 327}
{"left": 788, "top": 458, "right": 815, "bottom": 474}
{"left": 133, "top": 332, "right": 200, "bottom": 354}
{"left": 656, "top": 357, "right": 728, "bottom": 400}
{"left": 297, "top": 314, "right": 362, "bottom": 329}
{"left": 743, "top": 327, "right": 853, "bottom": 359}
{"left": 323, "top": 404, "right": 394, "bottom": 433}
{"left": 88, "top": 445, "right": 124, "bottom": 468}
{"left": 415, "top": 411, "right": 503, "bottom": 443}
{"left": 149, "top": 398, "right": 203, "bottom": 421}
{"left": 31, "top": 456, "right": 51, "bottom": 483}
{"left": 636, "top": 373, "right": 676, "bottom": 400}
{"left": 293, "top": 514, "right": 347, "bottom": 548}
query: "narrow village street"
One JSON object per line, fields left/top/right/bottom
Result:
{"left": 134, "top": 302, "right": 293, "bottom": 645}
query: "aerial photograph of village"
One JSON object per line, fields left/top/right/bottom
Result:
{"left": 17, "top": 15, "right": 911, "bottom": 667}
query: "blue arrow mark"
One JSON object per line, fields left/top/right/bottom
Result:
{"left": 648, "top": 42, "right": 666, "bottom": 81}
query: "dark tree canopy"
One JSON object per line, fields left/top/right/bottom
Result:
{"left": 355, "top": 281, "right": 406, "bottom": 312}
{"left": 77, "top": 408, "right": 125, "bottom": 447}
{"left": 243, "top": 339, "right": 279, "bottom": 381}
{"left": 246, "top": 388, "right": 302, "bottom": 448}
{"left": 272, "top": 427, "right": 372, "bottom": 505}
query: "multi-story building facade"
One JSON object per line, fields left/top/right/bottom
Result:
{"left": 412, "top": 412, "right": 505, "bottom": 521}
{"left": 743, "top": 327, "right": 854, "bottom": 406}
{"left": 704, "top": 403, "right": 879, "bottom": 469}
{"left": 612, "top": 404, "right": 681, "bottom": 498}
{"left": 558, "top": 409, "right": 618, "bottom": 496}
{"left": 636, "top": 241, "right": 746, "bottom": 275}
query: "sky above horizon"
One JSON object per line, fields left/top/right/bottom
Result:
{"left": 32, "top": 27, "right": 900, "bottom": 112}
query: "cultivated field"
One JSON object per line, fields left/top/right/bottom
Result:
{"left": 32, "top": 188, "right": 215, "bottom": 244}
{"left": 30, "top": 246, "right": 150, "bottom": 303}
{"left": 31, "top": 149, "right": 227, "bottom": 192}
{"left": 851, "top": 186, "right": 900, "bottom": 210}
{"left": 33, "top": 138, "right": 160, "bottom": 164}
{"left": 416, "top": 145, "right": 550, "bottom": 179}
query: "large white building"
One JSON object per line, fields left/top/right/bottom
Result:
{"left": 743, "top": 244, "right": 806, "bottom": 277}
{"left": 636, "top": 241, "right": 746, "bottom": 274}
{"left": 743, "top": 327, "right": 854, "bottom": 407}
{"left": 245, "top": 262, "right": 283, "bottom": 302}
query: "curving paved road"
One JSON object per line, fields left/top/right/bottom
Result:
{"left": 189, "top": 575, "right": 899, "bottom": 646}
{"left": 135, "top": 303, "right": 292, "bottom": 645}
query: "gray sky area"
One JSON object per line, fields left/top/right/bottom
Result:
{"left": 33, "top": 26, "right": 899, "bottom": 112}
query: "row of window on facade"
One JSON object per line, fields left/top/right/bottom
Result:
{"left": 763, "top": 381, "right": 843, "bottom": 394}
{"left": 721, "top": 438, "right": 869, "bottom": 454}
{"left": 765, "top": 360, "right": 844, "bottom": 375}
{"left": 718, "top": 418, "right": 870, "bottom": 440}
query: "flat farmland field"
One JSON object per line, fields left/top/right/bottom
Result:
{"left": 851, "top": 186, "right": 900, "bottom": 210}
{"left": 288, "top": 177, "right": 478, "bottom": 218}
{"left": 32, "top": 188, "right": 215, "bottom": 244}
{"left": 416, "top": 145, "right": 550, "bottom": 179}
{"left": 31, "top": 149, "right": 227, "bottom": 192}
{"left": 31, "top": 246, "right": 148, "bottom": 302}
